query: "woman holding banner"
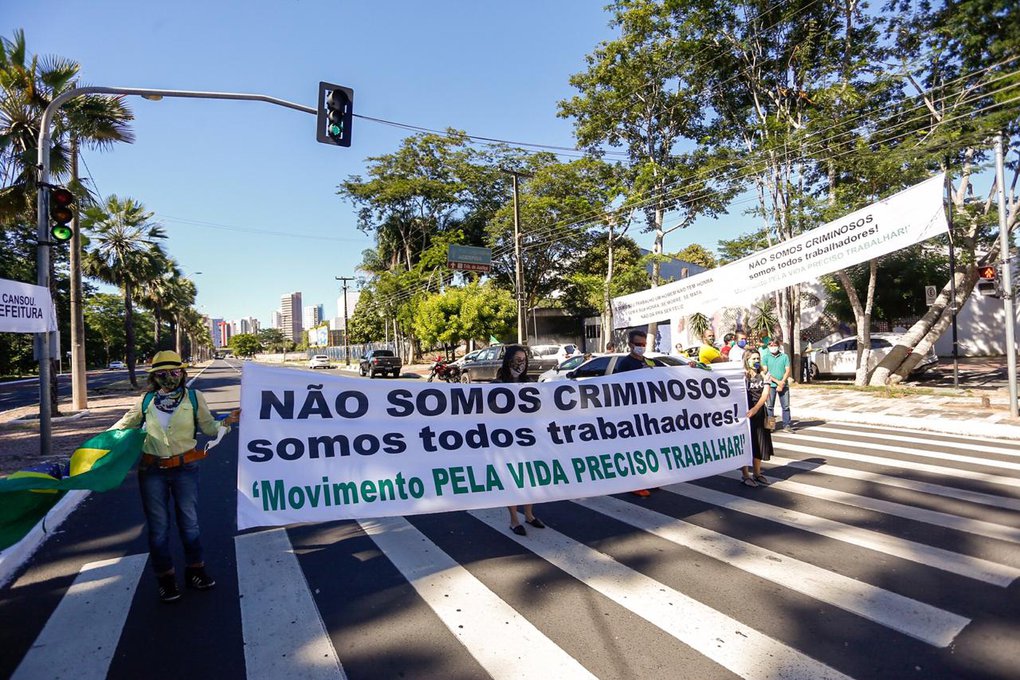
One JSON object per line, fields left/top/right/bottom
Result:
{"left": 495, "top": 345, "right": 546, "bottom": 536}
{"left": 741, "top": 349, "right": 774, "bottom": 487}
{"left": 110, "top": 351, "right": 240, "bottom": 603}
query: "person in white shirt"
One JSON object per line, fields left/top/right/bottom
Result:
{"left": 729, "top": 331, "right": 748, "bottom": 365}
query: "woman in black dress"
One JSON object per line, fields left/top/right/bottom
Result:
{"left": 494, "top": 345, "right": 546, "bottom": 535}
{"left": 741, "top": 349, "right": 774, "bottom": 487}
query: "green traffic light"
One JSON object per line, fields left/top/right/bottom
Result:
{"left": 329, "top": 124, "right": 342, "bottom": 136}
{"left": 51, "top": 225, "right": 74, "bottom": 242}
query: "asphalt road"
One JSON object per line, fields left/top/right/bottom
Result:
{"left": 2, "top": 361, "right": 1018, "bottom": 679}
{"left": 0, "top": 369, "right": 137, "bottom": 413}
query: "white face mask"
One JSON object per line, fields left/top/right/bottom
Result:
{"left": 632, "top": 346, "right": 646, "bottom": 356}
{"left": 769, "top": 346, "right": 781, "bottom": 355}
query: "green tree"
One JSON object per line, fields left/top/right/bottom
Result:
{"left": 672, "top": 243, "right": 717, "bottom": 269}
{"left": 83, "top": 293, "right": 125, "bottom": 366}
{"left": 257, "top": 328, "right": 290, "bottom": 353}
{"left": 229, "top": 333, "right": 263, "bottom": 358}
{"left": 81, "top": 195, "right": 167, "bottom": 386}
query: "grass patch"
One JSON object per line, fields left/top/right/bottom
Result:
{"left": 795, "top": 382, "right": 963, "bottom": 398}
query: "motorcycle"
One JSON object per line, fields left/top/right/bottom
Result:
{"left": 427, "top": 357, "right": 461, "bottom": 383}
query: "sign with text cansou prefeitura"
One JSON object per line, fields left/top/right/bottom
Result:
{"left": 612, "top": 173, "right": 949, "bottom": 328}
{"left": 0, "top": 278, "right": 58, "bottom": 333}
{"left": 237, "top": 362, "right": 750, "bottom": 529}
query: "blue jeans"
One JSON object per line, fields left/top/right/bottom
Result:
{"left": 138, "top": 462, "right": 203, "bottom": 574}
{"left": 766, "top": 385, "right": 792, "bottom": 429}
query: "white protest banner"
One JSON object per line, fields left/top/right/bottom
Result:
{"left": 612, "top": 173, "right": 948, "bottom": 327}
{"left": 0, "top": 278, "right": 57, "bottom": 333}
{"left": 237, "top": 362, "right": 751, "bottom": 530}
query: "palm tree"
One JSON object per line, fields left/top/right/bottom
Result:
{"left": 82, "top": 195, "right": 167, "bottom": 387}
{"left": 137, "top": 256, "right": 183, "bottom": 348}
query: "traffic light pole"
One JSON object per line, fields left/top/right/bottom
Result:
{"left": 36, "top": 85, "right": 319, "bottom": 456}
{"left": 994, "top": 134, "right": 1018, "bottom": 418}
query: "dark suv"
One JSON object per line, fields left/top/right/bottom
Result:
{"left": 359, "top": 349, "right": 402, "bottom": 378}
{"left": 458, "top": 345, "right": 559, "bottom": 383}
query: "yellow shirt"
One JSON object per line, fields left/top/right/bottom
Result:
{"left": 110, "top": 389, "right": 226, "bottom": 458}
{"left": 698, "top": 344, "right": 722, "bottom": 364}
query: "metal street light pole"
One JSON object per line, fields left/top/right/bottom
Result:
{"left": 336, "top": 276, "right": 354, "bottom": 365}
{"left": 994, "top": 134, "right": 1018, "bottom": 418}
{"left": 36, "top": 85, "right": 318, "bottom": 457}
{"left": 501, "top": 168, "right": 531, "bottom": 344}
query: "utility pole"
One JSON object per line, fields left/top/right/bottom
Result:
{"left": 994, "top": 134, "right": 1018, "bottom": 417}
{"left": 69, "top": 139, "right": 88, "bottom": 410}
{"left": 501, "top": 168, "right": 532, "bottom": 344}
{"left": 944, "top": 169, "right": 960, "bottom": 389}
{"left": 336, "top": 276, "right": 355, "bottom": 365}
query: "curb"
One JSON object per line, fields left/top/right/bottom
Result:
{"left": 0, "top": 490, "right": 90, "bottom": 589}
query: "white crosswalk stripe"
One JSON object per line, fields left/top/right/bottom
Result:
{"left": 804, "top": 425, "right": 1020, "bottom": 458}
{"left": 717, "top": 470, "right": 1020, "bottom": 544}
{"left": 572, "top": 495, "right": 970, "bottom": 647}
{"left": 12, "top": 554, "right": 146, "bottom": 680}
{"left": 468, "top": 508, "right": 854, "bottom": 680}
{"left": 769, "top": 456, "right": 1020, "bottom": 512}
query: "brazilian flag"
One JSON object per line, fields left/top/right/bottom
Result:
{"left": 0, "top": 429, "right": 145, "bottom": 550}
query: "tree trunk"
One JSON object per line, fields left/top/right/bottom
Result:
{"left": 125, "top": 281, "right": 139, "bottom": 388}
{"left": 869, "top": 268, "right": 975, "bottom": 385}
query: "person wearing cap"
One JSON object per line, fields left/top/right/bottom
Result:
{"left": 110, "top": 350, "right": 240, "bottom": 603}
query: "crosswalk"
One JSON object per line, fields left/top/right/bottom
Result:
{"left": 8, "top": 423, "right": 1020, "bottom": 679}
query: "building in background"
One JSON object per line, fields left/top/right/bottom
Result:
{"left": 280, "top": 292, "right": 303, "bottom": 342}
{"left": 270, "top": 310, "right": 282, "bottom": 331}
{"left": 303, "top": 304, "right": 324, "bottom": 331}
{"left": 207, "top": 318, "right": 224, "bottom": 348}
{"left": 238, "top": 317, "right": 260, "bottom": 335}
{"left": 217, "top": 320, "right": 233, "bottom": 347}
{"left": 336, "top": 291, "right": 360, "bottom": 324}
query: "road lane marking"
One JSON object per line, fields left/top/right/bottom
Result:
{"left": 236, "top": 529, "right": 346, "bottom": 680}
{"left": 663, "top": 483, "right": 1020, "bottom": 586}
{"left": 574, "top": 496, "right": 969, "bottom": 647}
{"left": 718, "top": 471, "right": 1020, "bottom": 544}
{"left": 770, "top": 456, "right": 1020, "bottom": 512}
{"left": 777, "top": 432, "right": 1020, "bottom": 472}
{"left": 804, "top": 425, "right": 1020, "bottom": 456}
{"left": 13, "top": 554, "right": 146, "bottom": 680}
{"left": 773, "top": 441, "right": 1020, "bottom": 491}
{"left": 359, "top": 516, "right": 596, "bottom": 680}
{"left": 468, "top": 508, "right": 854, "bottom": 680}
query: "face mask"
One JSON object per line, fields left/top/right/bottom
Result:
{"left": 632, "top": 346, "right": 646, "bottom": 356}
{"left": 752, "top": 361, "right": 762, "bottom": 370}
{"left": 769, "top": 346, "right": 780, "bottom": 355}
{"left": 510, "top": 366, "right": 524, "bottom": 378}
{"left": 156, "top": 374, "right": 180, "bottom": 390}
{"left": 737, "top": 339, "right": 747, "bottom": 348}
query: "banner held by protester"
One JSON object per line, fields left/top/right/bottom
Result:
{"left": 237, "top": 363, "right": 750, "bottom": 530}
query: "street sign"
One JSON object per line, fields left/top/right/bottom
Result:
{"left": 447, "top": 244, "right": 492, "bottom": 273}
{"left": 925, "top": 285, "right": 938, "bottom": 306}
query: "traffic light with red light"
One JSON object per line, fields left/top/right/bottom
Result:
{"left": 49, "top": 187, "right": 75, "bottom": 243}
{"left": 977, "top": 264, "right": 1000, "bottom": 297}
{"left": 316, "top": 81, "right": 353, "bottom": 147}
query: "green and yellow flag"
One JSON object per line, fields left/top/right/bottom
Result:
{"left": 0, "top": 429, "right": 145, "bottom": 550}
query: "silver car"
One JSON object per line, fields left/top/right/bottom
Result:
{"left": 555, "top": 352, "right": 687, "bottom": 380}
{"left": 807, "top": 333, "right": 938, "bottom": 378}
{"left": 537, "top": 354, "right": 591, "bottom": 382}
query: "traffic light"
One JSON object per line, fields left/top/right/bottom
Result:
{"left": 316, "top": 81, "right": 353, "bottom": 147}
{"left": 977, "top": 264, "right": 999, "bottom": 297}
{"left": 49, "top": 187, "right": 75, "bottom": 243}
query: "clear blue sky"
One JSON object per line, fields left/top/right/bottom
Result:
{"left": 1, "top": 2, "right": 820, "bottom": 325}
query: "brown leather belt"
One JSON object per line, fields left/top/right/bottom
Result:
{"left": 142, "top": 449, "right": 207, "bottom": 470}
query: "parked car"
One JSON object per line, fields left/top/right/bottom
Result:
{"left": 557, "top": 352, "right": 686, "bottom": 381}
{"left": 107, "top": 360, "right": 126, "bottom": 369}
{"left": 807, "top": 333, "right": 939, "bottom": 379}
{"left": 308, "top": 354, "right": 332, "bottom": 369}
{"left": 537, "top": 353, "right": 592, "bottom": 382}
{"left": 359, "top": 349, "right": 403, "bottom": 378}
{"left": 531, "top": 343, "right": 581, "bottom": 364}
{"left": 458, "top": 345, "right": 559, "bottom": 383}
{"left": 449, "top": 348, "right": 484, "bottom": 370}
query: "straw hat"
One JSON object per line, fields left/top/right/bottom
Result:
{"left": 148, "top": 350, "right": 188, "bottom": 372}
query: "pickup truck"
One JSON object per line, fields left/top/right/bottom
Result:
{"left": 359, "top": 349, "right": 402, "bottom": 378}
{"left": 458, "top": 345, "right": 559, "bottom": 383}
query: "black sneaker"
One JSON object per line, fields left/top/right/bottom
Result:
{"left": 185, "top": 566, "right": 216, "bottom": 590}
{"left": 157, "top": 574, "right": 182, "bottom": 603}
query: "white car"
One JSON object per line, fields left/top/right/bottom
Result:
{"left": 537, "top": 354, "right": 590, "bottom": 382}
{"left": 308, "top": 354, "right": 332, "bottom": 369}
{"left": 108, "top": 361, "right": 126, "bottom": 369}
{"left": 449, "top": 349, "right": 484, "bottom": 369}
{"left": 807, "top": 333, "right": 938, "bottom": 378}
{"left": 532, "top": 343, "right": 581, "bottom": 364}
